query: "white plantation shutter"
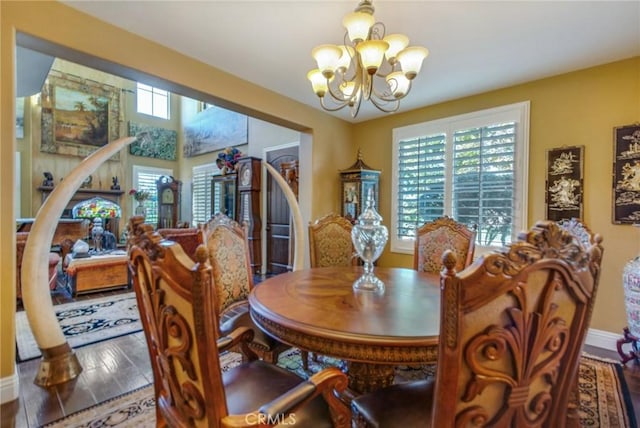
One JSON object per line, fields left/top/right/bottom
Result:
{"left": 391, "top": 102, "right": 529, "bottom": 254}
{"left": 452, "top": 123, "right": 516, "bottom": 247}
{"left": 192, "top": 163, "right": 216, "bottom": 226}
{"left": 396, "top": 133, "right": 446, "bottom": 239}
{"left": 133, "top": 165, "right": 172, "bottom": 227}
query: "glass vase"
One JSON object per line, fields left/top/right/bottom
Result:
{"left": 351, "top": 188, "right": 388, "bottom": 292}
{"left": 135, "top": 201, "right": 146, "bottom": 218}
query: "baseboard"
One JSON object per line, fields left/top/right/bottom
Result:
{"left": 0, "top": 366, "right": 19, "bottom": 404}
{"left": 586, "top": 328, "right": 622, "bottom": 350}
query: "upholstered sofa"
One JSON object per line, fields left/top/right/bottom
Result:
{"left": 16, "top": 232, "right": 60, "bottom": 301}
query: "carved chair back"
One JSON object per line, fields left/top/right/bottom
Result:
{"left": 128, "top": 216, "right": 351, "bottom": 427}
{"left": 128, "top": 217, "right": 229, "bottom": 426}
{"left": 433, "top": 220, "right": 604, "bottom": 427}
{"left": 414, "top": 216, "right": 477, "bottom": 273}
{"left": 199, "top": 213, "right": 253, "bottom": 316}
{"left": 309, "top": 213, "right": 357, "bottom": 268}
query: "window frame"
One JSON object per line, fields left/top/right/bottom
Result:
{"left": 390, "top": 101, "right": 530, "bottom": 255}
{"left": 136, "top": 82, "right": 170, "bottom": 119}
{"left": 132, "top": 165, "right": 173, "bottom": 227}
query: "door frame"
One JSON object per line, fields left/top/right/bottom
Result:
{"left": 261, "top": 138, "right": 312, "bottom": 274}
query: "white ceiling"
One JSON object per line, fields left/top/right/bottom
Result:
{"left": 62, "top": 0, "right": 640, "bottom": 123}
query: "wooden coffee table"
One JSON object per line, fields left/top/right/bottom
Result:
{"left": 249, "top": 266, "right": 440, "bottom": 395}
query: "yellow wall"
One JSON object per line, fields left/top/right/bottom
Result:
{"left": 0, "top": 1, "right": 351, "bottom": 381}
{"left": 354, "top": 57, "right": 640, "bottom": 334}
{"left": 1, "top": 0, "right": 638, "bottom": 390}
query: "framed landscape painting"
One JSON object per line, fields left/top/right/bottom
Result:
{"left": 41, "top": 71, "right": 121, "bottom": 160}
{"left": 613, "top": 124, "right": 640, "bottom": 224}
{"left": 183, "top": 105, "right": 248, "bottom": 157}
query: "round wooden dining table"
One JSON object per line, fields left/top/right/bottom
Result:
{"left": 249, "top": 266, "right": 441, "bottom": 394}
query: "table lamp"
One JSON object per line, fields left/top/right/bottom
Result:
{"left": 71, "top": 197, "right": 121, "bottom": 254}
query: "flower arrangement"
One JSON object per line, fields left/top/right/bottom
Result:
{"left": 216, "top": 147, "right": 243, "bottom": 174}
{"left": 129, "top": 188, "right": 150, "bottom": 202}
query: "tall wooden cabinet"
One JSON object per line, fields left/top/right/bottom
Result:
{"left": 211, "top": 156, "right": 262, "bottom": 273}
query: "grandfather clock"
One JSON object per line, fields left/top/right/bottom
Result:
{"left": 340, "top": 149, "right": 381, "bottom": 223}
{"left": 237, "top": 157, "right": 262, "bottom": 274}
{"left": 157, "top": 175, "right": 182, "bottom": 229}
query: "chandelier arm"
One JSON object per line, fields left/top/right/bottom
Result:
{"left": 326, "top": 78, "right": 353, "bottom": 103}
{"left": 370, "top": 79, "right": 413, "bottom": 102}
{"left": 319, "top": 96, "right": 353, "bottom": 112}
{"left": 349, "top": 92, "right": 363, "bottom": 117}
{"left": 369, "top": 94, "right": 400, "bottom": 113}
{"left": 370, "top": 22, "right": 386, "bottom": 41}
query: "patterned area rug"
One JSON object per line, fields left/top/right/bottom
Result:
{"left": 44, "top": 350, "right": 636, "bottom": 427}
{"left": 15, "top": 292, "right": 141, "bottom": 361}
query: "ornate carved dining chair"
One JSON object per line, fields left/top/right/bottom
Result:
{"left": 352, "top": 220, "right": 604, "bottom": 428}
{"left": 414, "top": 215, "right": 477, "bottom": 274}
{"left": 127, "top": 216, "right": 351, "bottom": 427}
{"left": 309, "top": 213, "right": 357, "bottom": 268}
{"left": 200, "top": 213, "right": 291, "bottom": 364}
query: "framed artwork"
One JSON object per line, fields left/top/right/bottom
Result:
{"left": 128, "top": 122, "right": 178, "bottom": 160}
{"left": 183, "top": 105, "right": 248, "bottom": 157}
{"left": 545, "top": 145, "right": 584, "bottom": 221}
{"left": 613, "top": 124, "right": 640, "bottom": 224}
{"left": 41, "top": 71, "right": 121, "bottom": 160}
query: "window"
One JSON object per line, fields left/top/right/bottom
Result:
{"left": 192, "top": 163, "right": 217, "bottom": 226}
{"left": 136, "top": 83, "right": 170, "bottom": 119}
{"left": 133, "top": 165, "right": 173, "bottom": 227}
{"left": 391, "top": 101, "right": 530, "bottom": 254}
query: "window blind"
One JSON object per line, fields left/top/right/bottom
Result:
{"left": 192, "top": 164, "right": 216, "bottom": 226}
{"left": 133, "top": 166, "right": 172, "bottom": 227}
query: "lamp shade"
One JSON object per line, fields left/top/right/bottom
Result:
{"left": 312, "top": 44, "right": 343, "bottom": 79}
{"left": 336, "top": 45, "right": 355, "bottom": 73}
{"left": 397, "top": 46, "right": 429, "bottom": 79}
{"left": 356, "top": 40, "right": 389, "bottom": 74}
{"left": 343, "top": 11, "right": 374, "bottom": 42}
{"left": 383, "top": 34, "right": 409, "bottom": 62}
{"left": 72, "top": 197, "right": 121, "bottom": 219}
{"left": 386, "top": 71, "right": 411, "bottom": 98}
{"left": 307, "top": 69, "right": 328, "bottom": 97}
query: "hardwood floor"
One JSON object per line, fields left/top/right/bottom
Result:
{"left": 3, "top": 287, "right": 640, "bottom": 427}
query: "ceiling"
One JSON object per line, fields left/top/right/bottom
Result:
{"left": 58, "top": 1, "right": 640, "bottom": 123}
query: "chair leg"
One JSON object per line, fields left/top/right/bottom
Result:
{"left": 301, "top": 350, "right": 309, "bottom": 371}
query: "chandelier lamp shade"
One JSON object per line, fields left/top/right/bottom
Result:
{"left": 307, "top": 0, "right": 429, "bottom": 117}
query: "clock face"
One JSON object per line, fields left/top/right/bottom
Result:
{"left": 162, "top": 188, "right": 174, "bottom": 204}
{"left": 241, "top": 167, "right": 251, "bottom": 186}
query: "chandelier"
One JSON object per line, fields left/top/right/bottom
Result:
{"left": 307, "top": 0, "right": 429, "bottom": 118}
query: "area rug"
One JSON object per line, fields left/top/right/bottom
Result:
{"left": 15, "top": 292, "right": 141, "bottom": 361}
{"left": 44, "top": 350, "right": 637, "bottom": 427}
